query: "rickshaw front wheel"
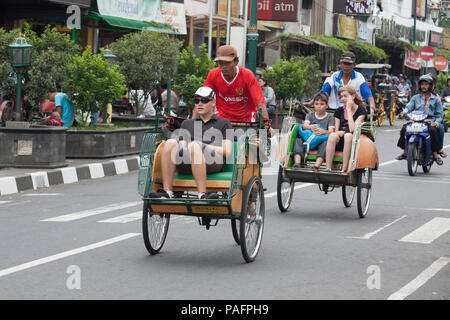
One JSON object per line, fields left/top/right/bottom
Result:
{"left": 240, "top": 176, "right": 265, "bottom": 263}
{"left": 342, "top": 185, "right": 356, "bottom": 207}
{"left": 142, "top": 200, "right": 170, "bottom": 255}
{"left": 277, "top": 165, "right": 294, "bottom": 212}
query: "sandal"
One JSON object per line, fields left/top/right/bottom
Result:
{"left": 434, "top": 157, "right": 444, "bottom": 166}
{"left": 439, "top": 151, "right": 447, "bottom": 158}
{"left": 395, "top": 153, "right": 407, "bottom": 160}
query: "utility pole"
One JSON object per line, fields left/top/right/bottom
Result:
{"left": 247, "top": 0, "right": 258, "bottom": 75}
{"left": 412, "top": 0, "right": 417, "bottom": 93}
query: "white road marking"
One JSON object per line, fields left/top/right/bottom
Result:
{"left": 61, "top": 167, "right": 78, "bottom": 184}
{"left": 0, "top": 233, "right": 140, "bottom": 279}
{"left": 28, "top": 172, "right": 49, "bottom": 189}
{"left": 88, "top": 163, "right": 104, "bottom": 179}
{"left": 0, "top": 200, "right": 12, "bottom": 205}
{"left": 387, "top": 256, "right": 450, "bottom": 300}
{"left": 375, "top": 177, "right": 450, "bottom": 184}
{"left": 98, "top": 211, "right": 141, "bottom": 224}
{"left": 265, "top": 183, "right": 314, "bottom": 198}
{"left": 399, "top": 217, "right": 450, "bottom": 244}
{"left": 379, "top": 159, "right": 399, "bottom": 167}
{"left": 0, "top": 177, "right": 18, "bottom": 196}
{"left": 42, "top": 201, "right": 141, "bottom": 222}
{"left": 22, "top": 193, "right": 63, "bottom": 197}
{"left": 114, "top": 159, "right": 129, "bottom": 175}
{"left": 406, "top": 207, "right": 450, "bottom": 213}
{"left": 347, "top": 215, "right": 407, "bottom": 240}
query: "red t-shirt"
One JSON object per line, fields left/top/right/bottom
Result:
{"left": 204, "top": 67, "right": 265, "bottom": 122}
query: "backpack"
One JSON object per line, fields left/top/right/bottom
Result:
{"left": 298, "top": 124, "right": 329, "bottom": 153}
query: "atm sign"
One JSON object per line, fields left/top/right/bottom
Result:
{"left": 249, "top": 0, "right": 298, "bottom": 22}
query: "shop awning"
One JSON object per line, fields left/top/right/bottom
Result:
{"left": 258, "top": 35, "right": 330, "bottom": 50}
{"left": 87, "top": 11, "right": 178, "bottom": 34}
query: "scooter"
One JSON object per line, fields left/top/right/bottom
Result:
{"left": 404, "top": 110, "right": 433, "bottom": 176}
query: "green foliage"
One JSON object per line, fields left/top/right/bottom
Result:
{"left": 0, "top": 26, "right": 79, "bottom": 114}
{"left": 62, "top": 48, "right": 126, "bottom": 126}
{"left": 262, "top": 56, "right": 307, "bottom": 106}
{"left": 308, "top": 35, "right": 349, "bottom": 53}
{"left": 291, "top": 55, "right": 322, "bottom": 98}
{"left": 110, "top": 31, "right": 182, "bottom": 115}
{"left": 445, "top": 108, "right": 450, "bottom": 126}
{"left": 436, "top": 72, "right": 447, "bottom": 95}
{"left": 348, "top": 40, "right": 387, "bottom": 63}
{"left": 174, "top": 44, "right": 215, "bottom": 108}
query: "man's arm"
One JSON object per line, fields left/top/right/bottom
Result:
{"left": 258, "top": 101, "right": 269, "bottom": 119}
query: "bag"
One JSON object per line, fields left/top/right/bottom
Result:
{"left": 164, "top": 115, "right": 187, "bottom": 131}
{"left": 297, "top": 124, "right": 329, "bottom": 153}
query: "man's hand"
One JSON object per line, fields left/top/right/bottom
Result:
{"left": 427, "top": 121, "right": 438, "bottom": 127}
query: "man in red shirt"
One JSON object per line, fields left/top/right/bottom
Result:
{"left": 195, "top": 45, "right": 269, "bottom": 123}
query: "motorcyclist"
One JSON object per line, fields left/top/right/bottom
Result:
{"left": 440, "top": 76, "right": 450, "bottom": 99}
{"left": 396, "top": 74, "right": 444, "bottom": 165}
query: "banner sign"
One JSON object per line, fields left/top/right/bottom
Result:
{"left": 433, "top": 55, "right": 448, "bottom": 71}
{"left": 336, "top": 15, "right": 357, "bottom": 40}
{"left": 97, "top": 0, "right": 165, "bottom": 24}
{"left": 429, "top": 31, "right": 443, "bottom": 48}
{"left": 218, "top": 0, "right": 239, "bottom": 17}
{"left": 404, "top": 48, "right": 421, "bottom": 70}
{"left": 412, "top": 0, "right": 427, "bottom": 20}
{"left": 250, "top": 0, "right": 298, "bottom": 22}
{"left": 419, "top": 46, "right": 435, "bottom": 61}
{"left": 346, "top": 0, "right": 373, "bottom": 15}
{"left": 376, "top": 18, "right": 426, "bottom": 43}
{"left": 161, "top": 2, "right": 187, "bottom": 35}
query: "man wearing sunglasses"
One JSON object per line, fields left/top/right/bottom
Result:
{"left": 194, "top": 45, "right": 269, "bottom": 124}
{"left": 306, "top": 52, "right": 376, "bottom": 114}
{"left": 150, "top": 87, "right": 233, "bottom": 200}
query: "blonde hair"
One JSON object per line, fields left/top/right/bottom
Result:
{"left": 338, "top": 85, "right": 365, "bottom": 107}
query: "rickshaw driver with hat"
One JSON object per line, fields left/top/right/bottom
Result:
{"left": 149, "top": 86, "right": 234, "bottom": 200}
{"left": 192, "top": 45, "right": 270, "bottom": 125}
{"left": 306, "top": 51, "right": 377, "bottom": 115}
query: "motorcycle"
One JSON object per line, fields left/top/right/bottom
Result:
{"left": 441, "top": 96, "right": 449, "bottom": 133}
{"left": 404, "top": 110, "right": 434, "bottom": 176}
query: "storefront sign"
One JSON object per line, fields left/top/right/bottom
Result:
{"left": 357, "top": 20, "right": 368, "bottom": 40}
{"left": 404, "top": 48, "right": 421, "bottom": 70}
{"left": 346, "top": 0, "right": 373, "bottom": 15}
{"left": 161, "top": 2, "right": 187, "bottom": 35}
{"left": 433, "top": 55, "right": 448, "bottom": 71}
{"left": 218, "top": 0, "right": 239, "bottom": 17}
{"left": 97, "top": 0, "right": 164, "bottom": 23}
{"left": 337, "top": 15, "right": 357, "bottom": 40}
{"left": 429, "top": 31, "right": 443, "bottom": 48}
{"left": 251, "top": 0, "right": 298, "bottom": 22}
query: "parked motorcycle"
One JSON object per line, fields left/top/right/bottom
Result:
{"left": 404, "top": 110, "right": 434, "bottom": 176}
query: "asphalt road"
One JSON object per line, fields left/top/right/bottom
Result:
{"left": 0, "top": 120, "right": 449, "bottom": 300}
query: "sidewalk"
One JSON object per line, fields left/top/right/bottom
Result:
{"left": 0, "top": 155, "right": 140, "bottom": 197}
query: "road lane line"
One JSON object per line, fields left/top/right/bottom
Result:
{"left": 399, "top": 217, "right": 450, "bottom": 244}
{"left": 0, "top": 201, "right": 12, "bottom": 205}
{"left": 387, "top": 256, "right": 450, "bottom": 300}
{"left": 98, "top": 211, "right": 141, "bottom": 224}
{"left": 265, "top": 183, "right": 314, "bottom": 198}
{"left": 374, "top": 177, "right": 450, "bottom": 184}
{"left": 22, "top": 193, "right": 63, "bottom": 197}
{"left": 0, "top": 233, "right": 140, "bottom": 279}
{"left": 42, "top": 201, "right": 141, "bottom": 222}
{"left": 405, "top": 207, "right": 450, "bottom": 213}
{"left": 346, "top": 215, "right": 407, "bottom": 240}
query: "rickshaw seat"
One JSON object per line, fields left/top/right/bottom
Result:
{"left": 172, "top": 141, "right": 236, "bottom": 182}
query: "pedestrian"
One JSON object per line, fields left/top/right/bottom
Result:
{"left": 47, "top": 88, "right": 75, "bottom": 128}
{"left": 258, "top": 75, "right": 276, "bottom": 122}
{"left": 161, "top": 83, "right": 179, "bottom": 116}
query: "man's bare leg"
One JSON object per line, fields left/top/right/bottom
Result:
{"left": 188, "top": 142, "right": 207, "bottom": 193}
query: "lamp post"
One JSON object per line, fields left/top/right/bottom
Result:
{"left": 8, "top": 35, "right": 32, "bottom": 121}
{"left": 247, "top": 0, "right": 258, "bottom": 75}
{"left": 102, "top": 47, "right": 117, "bottom": 123}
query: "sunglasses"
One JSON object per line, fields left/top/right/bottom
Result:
{"left": 194, "top": 98, "right": 212, "bottom": 104}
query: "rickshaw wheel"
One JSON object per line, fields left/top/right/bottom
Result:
{"left": 142, "top": 200, "right": 170, "bottom": 255}
{"left": 356, "top": 168, "right": 372, "bottom": 218}
{"left": 277, "top": 165, "right": 294, "bottom": 212}
{"left": 231, "top": 219, "right": 240, "bottom": 245}
{"left": 240, "top": 176, "right": 265, "bottom": 263}
{"left": 389, "top": 103, "right": 396, "bottom": 126}
{"left": 342, "top": 185, "right": 356, "bottom": 207}
{"left": 377, "top": 104, "right": 384, "bottom": 127}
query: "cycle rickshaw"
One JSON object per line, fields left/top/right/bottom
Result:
{"left": 137, "top": 113, "right": 271, "bottom": 263}
{"left": 276, "top": 110, "right": 379, "bottom": 218}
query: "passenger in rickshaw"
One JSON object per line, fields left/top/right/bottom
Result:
{"left": 149, "top": 87, "right": 233, "bottom": 200}
{"left": 325, "top": 85, "right": 368, "bottom": 172}
{"left": 292, "top": 92, "right": 335, "bottom": 169}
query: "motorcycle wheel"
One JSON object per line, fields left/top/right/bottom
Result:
{"left": 407, "top": 143, "right": 419, "bottom": 176}
{"left": 423, "top": 162, "right": 432, "bottom": 173}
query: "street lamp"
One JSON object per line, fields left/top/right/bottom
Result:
{"left": 430, "top": 4, "right": 440, "bottom": 25}
{"left": 103, "top": 47, "right": 117, "bottom": 68}
{"left": 8, "top": 35, "right": 32, "bottom": 121}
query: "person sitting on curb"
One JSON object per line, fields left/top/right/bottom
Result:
{"left": 47, "top": 88, "right": 75, "bottom": 128}
{"left": 149, "top": 87, "right": 233, "bottom": 200}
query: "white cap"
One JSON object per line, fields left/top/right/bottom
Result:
{"left": 193, "top": 86, "right": 216, "bottom": 100}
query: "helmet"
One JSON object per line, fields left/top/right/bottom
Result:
{"left": 418, "top": 74, "right": 434, "bottom": 85}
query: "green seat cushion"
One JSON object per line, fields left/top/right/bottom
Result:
{"left": 173, "top": 141, "right": 236, "bottom": 181}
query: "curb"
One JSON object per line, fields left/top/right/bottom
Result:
{"left": 0, "top": 156, "right": 140, "bottom": 197}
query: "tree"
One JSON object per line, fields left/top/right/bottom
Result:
{"left": 110, "top": 31, "right": 182, "bottom": 116}
{"left": 62, "top": 48, "right": 126, "bottom": 126}
{"left": 262, "top": 57, "right": 308, "bottom": 109}
{"left": 174, "top": 43, "right": 215, "bottom": 108}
